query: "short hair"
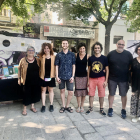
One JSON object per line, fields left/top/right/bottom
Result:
{"left": 26, "top": 46, "right": 35, "bottom": 52}
{"left": 62, "top": 39, "right": 68, "bottom": 43}
{"left": 135, "top": 44, "right": 140, "bottom": 54}
{"left": 39, "top": 43, "right": 54, "bottom": 56}
{"left": 92, "top": 42, "right": 103, "bottom": 52}
{"left": 78, "top": 42, "right": 86, "bottom": 50}
{"left": 70, "top": 47, "right": 77, "bottom": 53}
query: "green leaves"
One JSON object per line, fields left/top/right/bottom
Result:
{"left": 1, "top": 0, "right": 48, "bottom": 27}
{"left": 47, "top": 0, "right": 128, "bottom": 25}
{"left": 126, "top": 0, "right": 140, "bottom": 32}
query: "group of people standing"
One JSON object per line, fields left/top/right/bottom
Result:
{"left": 18, "top": 39, "right": 140, "bottom": 123}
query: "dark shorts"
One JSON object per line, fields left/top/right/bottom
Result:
{"left": 108, "top": 79, "right": 129, "bottom": 96}
{"left": 59, "top": 79, "right": 73, "bottom": 91}
{"left": 40, "top": 78, "right": 56, "bottom": 87}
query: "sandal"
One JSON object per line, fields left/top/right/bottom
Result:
{"left": 100, "top": 108, "right": 106, "bottom": 116}
{"left": 76, "top": 107, "right": 80, "bottom": 113}
{"left": 30, "top": 108, "right": 37, "bottom": 113}
{"left": 22, "top": 109, "right": 27, "bottom": 116}
{"left": 80, "top": 107, "right": 84, "bottom": 113}
{"left": 59, "top": 107, "right": 65, "bottom": 113}
{"left": 86, "top": 107, "right": 93, "bottom": 115}
{"left": 65, "top": 107, "right": 73, "bottom": 113}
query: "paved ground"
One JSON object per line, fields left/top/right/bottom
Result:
{"left": 0, "top": 85, "right": 140, "bottom": 140}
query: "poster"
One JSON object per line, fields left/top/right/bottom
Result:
{"left": 0, "top": 34, "right": 51, "bottom": 52}
{"left": 0, "top": 34, "right": 51, "bottom": 74}
{"left": 127, "top": 40, "right": 140, "bottom": 58}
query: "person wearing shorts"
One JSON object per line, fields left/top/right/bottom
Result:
{"left": 55, "top": 39, "right": 75, "bottom": 113}
{"left": 107, "top": 40, "right": 133, "bottom": 119}
{"left": 86, "top": 42, "right": 109, "bottom": 116}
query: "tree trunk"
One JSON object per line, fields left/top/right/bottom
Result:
{"left": 104, "top": 24, "right": 113, "bottom": 56}
{"left": 0, "top": 0, "right": 5, "bottom": 7}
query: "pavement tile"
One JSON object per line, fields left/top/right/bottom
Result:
{"left": 66, "top": 111, "right": 85, "bottom": 122}
{"left": 88, "top": 117, "right": 113, "bottom": 127}
{"left": 84, "top": 132, "right": 104, "bottom": 140}
{"left": 74, "top": 121, "right": 95, "bottom": 134}
{"left": 42, "top": 126, "right": 64, "bottom": 140}
{"left": 55, "top": 116, "right": 75, "bottom": 129}
{"left": 82, "top": 111, "right": 104, "bottom": 120}
{"left": 95, "top": 125, "right": 122, "bottom": 136}
{"left": 62, "top": 128, "right": 84, "bottom": 140}
{"left": 104, "top": 133, "right": 135, "bottom": 140}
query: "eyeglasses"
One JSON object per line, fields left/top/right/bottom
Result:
{"left": 118, "top": 43, "right": 125, "bottom": 46}
{"left": 28, "top": 50, "right": 34, "bottom": 52}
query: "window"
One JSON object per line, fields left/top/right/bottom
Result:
{"left": 113, "top": 36, "right": 123, "bottom": 44}
{"left": 4, "top": 9, "right": 6, "bottom": 16}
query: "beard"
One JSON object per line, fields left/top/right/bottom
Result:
{"left": 62, "top": 46, "right": 68, "bottom": 50}
{"left": 117, "top": 47, "right": 124, "bottom": 53}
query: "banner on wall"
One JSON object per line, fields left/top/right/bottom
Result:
{"left": 127, "top": 40, "right": 140, "bottom": 58}
{"left": 0, "top": 35, "right": 51, "bottom": 52}
{"left": 0, "top": 35, "right": 51, "bottom": 74}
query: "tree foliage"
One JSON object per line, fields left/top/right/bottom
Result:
{"left": 126, "top": 0, "right": 140, "bottom": 32}
{"left": 0, "top": 0, "right": 48, "bottom": 26}
{"left": 46, "top": 0, "right": 128, "bottom": 55}
{"left": 47, "top": 0, "right": 128, "bottom": 26}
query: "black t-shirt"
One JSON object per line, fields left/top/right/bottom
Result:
{"left": 107, "top": 50, "right": 133, "bottom": 82}
{"left": 45, "top": 58, "right": 51, "bottom": 78}
{"left": 88, "top": 55, "right": 108, "bottom": 78}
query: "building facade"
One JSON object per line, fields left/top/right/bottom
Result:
{"left": 98, "top": 19, "right": 135, "bottom": 53}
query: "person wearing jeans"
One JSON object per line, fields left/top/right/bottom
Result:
{"left": 55, "top": 39, "right": 75, "bottom": 113}
{"left": 86, "top": 42, "right": 109, "bottom": 116}
{"left": 107, "top": 40, "right": 133, "bottom": 119}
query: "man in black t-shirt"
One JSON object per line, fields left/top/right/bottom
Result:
{"left": 107, "top": 40, "right": 133, "bottom": 119}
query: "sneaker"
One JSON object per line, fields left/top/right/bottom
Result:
{"left": 108, "top": 108, "right": 113, "bottom": 117}
{"left": 49, "top": 105, "right": 54, "bottom": 112}
{"left": 132, "top": 117, "right": 138, "bottom": 123}
{"left": 41, "top": 106, "right": 46, "bottom": 113}
{"left": 121, "top": 109, "right": 126, "bottom": 119}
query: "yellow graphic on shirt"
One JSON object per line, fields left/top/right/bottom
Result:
{"left": 92, "top": 61, "right": 103, "bottom": 73}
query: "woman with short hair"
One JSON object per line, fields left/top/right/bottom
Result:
{"left": 74, "top": 42, "right": 90, "bottom": 113}
{"left": 131, "top": 44, "right": 140, "bottom": 122}
{"left": 18, "top": 46, "right": 41, "bottom": 116}
{"left": 39, "top": 43, "right": 56, "bottom": 112}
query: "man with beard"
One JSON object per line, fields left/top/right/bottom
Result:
{"left": 107, "top": 40, "right": 133, "bottom": 119}
{"left": 55, "top": 39, "right": 75, "bottom": 113}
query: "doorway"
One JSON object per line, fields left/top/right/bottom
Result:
{"left": 47, "top": 37, "right": 88, "bottom": 53}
